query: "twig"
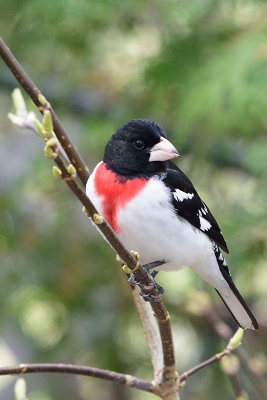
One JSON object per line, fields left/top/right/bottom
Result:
{"left": 0, "top": 363, "right": 153, "bottom": 393}
{"left": 179, "top": 353, "right": 226, "bottom": 384}
{"left": 179, "top": 328, "right": 244, "bottom": 384}
{"left": 180, "top": 352, "right": 249, "bottom": 399}
{"left": 210, "top": 316, "right": 267, "bottom": 398}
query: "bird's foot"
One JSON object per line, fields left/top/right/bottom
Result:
{"left": 142, "top": 259, "right": 165, "bottom": 274}
{"left": 128, "top": 261, "right": 165, "bottom": 302}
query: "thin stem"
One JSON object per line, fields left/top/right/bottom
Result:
{"left": 179, "top": 328, "right": 244, "bottom": 385}
{"left": 0, "top": 363, "right": 153, "bottom": 393}
{"left": 179, "top": 351, "right": 228, "bottom": 383}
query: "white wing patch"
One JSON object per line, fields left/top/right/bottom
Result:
{"left": 201, "top": 207, "right": 208, "bottom": 215}
{"left": 172, "top": 188, "right": 212, "bottom": 232}
{"left": 201, "top": 201, "right": 208, "bottom": 215}
{"left": 198, "top": 204, "right": 212, "bottom": 232}
{"left": 173, "top": 189, "right": 194, "bottom": 202}
{"left": 199, "top": 215, "right": 212, "bottom": 231}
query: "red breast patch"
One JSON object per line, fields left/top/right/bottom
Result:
{"left": 94, "top": 162, "right": 148, "bottom": 233}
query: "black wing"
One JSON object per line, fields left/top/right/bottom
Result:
{"left": 163, "top": 162, "right": 229, "bottom": 253}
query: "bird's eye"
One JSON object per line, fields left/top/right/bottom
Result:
{"left": 134, "top": 139, "right": 145, "bottom": 149}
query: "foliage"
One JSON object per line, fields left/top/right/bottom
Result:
{"left": 0, "top": 1, "right": 266, "bottom": 399}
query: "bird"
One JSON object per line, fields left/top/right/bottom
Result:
{"left": 86, "top": 119, "right": 258, "bottom": 330}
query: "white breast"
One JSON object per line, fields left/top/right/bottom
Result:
{"left": 87, "top": 170, "right": 225, "bottom": 289}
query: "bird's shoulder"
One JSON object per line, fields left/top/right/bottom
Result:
{"left": 160, "top": 162, "right": 229, "bottom": 253}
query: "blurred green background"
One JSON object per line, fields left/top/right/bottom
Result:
{"left": 0, "top": 0, "right": 267, "bottom": 399}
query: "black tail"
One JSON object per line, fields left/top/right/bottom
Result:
{"left": 213, "top": 244, "right": 258, "bottom": 330}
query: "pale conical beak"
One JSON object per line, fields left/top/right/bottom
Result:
{"left": 149, "top": 137, "right": 179, "bottom": 162}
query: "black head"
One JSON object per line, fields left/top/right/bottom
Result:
{"left": 103, "top": 119, "right": 178, "bottom": 177}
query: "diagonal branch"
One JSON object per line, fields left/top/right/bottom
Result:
{"left": 179, "top": 328, "right": 244, "bottom": 385}
{"left": 0, "top": 37, "right": 178, "bottom": 398}
{"left": 179, "top": 353, "right": 225, "bottom": 384}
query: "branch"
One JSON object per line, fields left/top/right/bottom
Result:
{"left": 0, "top": 37, "right": 178, "bottom": 398}
{"left": 0, "top": 363, "right": 153, "bottom": 393}
{"left": 179, "top": 328, "right": 244, "bottom": 384}
{"left": 130, "top": 286, "right": 163, "bottom": 374}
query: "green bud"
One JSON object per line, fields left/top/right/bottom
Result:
{"left": 34, "top": 119, "right": 47, "bottom": 139}
{"left": 46, "top": 137, "right": 58, "bottom": 147}
{"left": 122, "top": 265, "right": 132, "bottom": 274}
{"left": 116, "top": 254, "right": 122, "bottom": 263}
{"left": 12, "top": 88, "right": 26, "bottom": 112}
{"left": 38, "top": 93, "right": 47, "bottom": 105}
{"left": 130, "top": 250, "right": 140, "bottom": 260}
{"left": 93, "top": 213, "right": 104, "bottom": 224}
{"left": 14, "top": 378, "right": 28, "bottom": 400}
{"left": 228, "top": 327, "right": 244, "bottom": 350}
{"left": 42, "top": 109, "right": 53, "bottom": 133}
{"left": 44, "top": 143, "right": 57, "bottom": 159}
{"left": 82, "top": 206, "right": 90, "bottom": 217}
{"left": 67, "top": 164, "right": 77, "bottom": 178}
{"left": 34, "top": 119, "right": 43, "bottom": 135}
{"left": 53, "top": 166, "right": 62, "bottom": 179}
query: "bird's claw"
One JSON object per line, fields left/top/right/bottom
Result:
{"left": 139, "top": 282, "right": 164, "bottom": 302}
{"left": 128, "top": 267, "right": 164, "bottom": 302}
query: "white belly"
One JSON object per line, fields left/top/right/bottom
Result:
{"left": 87, "top": 170, "right": 226, "bottom": 289}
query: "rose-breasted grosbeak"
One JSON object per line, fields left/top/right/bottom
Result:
{"left": 86, "top": 119, "right": 258, "bottom": 330}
